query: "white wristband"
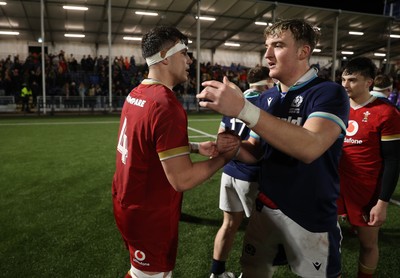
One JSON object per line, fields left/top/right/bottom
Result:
{"left": 237, "top": 100, "right": 260, "bottom": 128}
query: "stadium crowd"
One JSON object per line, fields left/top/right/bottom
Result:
{"left": 0, "top": 50, "right": 399, "bottom": 109}
{"left": 0, "top": 51, "right": 248, "bottom": 103}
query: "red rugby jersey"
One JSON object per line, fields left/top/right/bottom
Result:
{"left": 112, "top": 79, "right": 189, "bottom": 271}
{"left": 340, "top": 97, "right": 400, "bottom": 187}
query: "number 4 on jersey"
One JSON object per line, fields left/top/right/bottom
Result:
{"left": 117, "top": 117, "right": 128, "bottom": 164}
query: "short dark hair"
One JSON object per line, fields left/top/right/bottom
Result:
{"left": 141, "top": 26, "right": 188, "bottom": 59}
{"left": 342, "top": 57, "right": 377, "bottom": 79}
{"left": 247, "top": 66, "right": 270, "bottom": 84}
{"left": 264, "top": 19, "right": 320, "bottom": 51}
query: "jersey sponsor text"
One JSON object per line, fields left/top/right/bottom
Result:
{"left": 344, "top": 137, "right": 363, "bottom": 144}
{"left": 279, "top": 116, "right": 303, "bottom": 126}
{"left": 127, "top": 95, "right": 146, "bottom": 107}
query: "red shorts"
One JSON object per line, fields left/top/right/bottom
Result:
{"left": 337, "top": 174, "right": 380, "bottom": 226}
{"left": 113, "top": 196, "right": 180, "bottom": 272}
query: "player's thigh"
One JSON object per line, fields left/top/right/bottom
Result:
{"left": 234, "top": 179, "right": 259, "bottom": 217}
{"left": 241, "top": 203, "right": 282, "bottom": 269}
{"left": 340, "top": 179, "right": 378, "bottom": 226}
{"left": 219, "top": 173, "right": 243, "bottom": 212}
{"left": 283, "top": 219, "right": 342, "bottom": 278}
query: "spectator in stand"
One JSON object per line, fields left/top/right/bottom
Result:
{"left": 31, "top": 80, "right": 40, "bottom": 107}
{"left": 130, "top": 55, "right": 136, "bottom": 69}
{"left": 124, "top": 56, "right": 130, "bottom": 70}
{"left": 95, "top": 84, "right": 103, "bottom": 96}
{"left": 78, "top": 82, "right": 86, "bottom": 97}
{"left": 96, "top": 55, "right": 104, "bottom": 73}
{"left": 69, "top": 82, "right": 78, "bottom": 96}
{"left": 20, "top": 82, "right": 32, "bottom": 112}
{"left": 88, "top": 83, "right": 96, "bottom": 97}
{"left": 86, "top": 55, "right": 95, "bottom": 72}
{"left": 80, "top": 55, "right": 87, "bottom": 71}
{"left": 68, "top": 54, "right": 78, "bottom": 72}
{"left": 3, "top": 68, "right": 13, "bottom": 96}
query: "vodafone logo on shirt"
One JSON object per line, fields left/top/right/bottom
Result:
{"left": 346, "top": 120, "right": 358, "bottom": 136}
{"left": 133, "top": 250, "right": 150, "bottom": 266}
{"left": 134, "top": 250, "right": 146, "bottom": 261}
{"left": 344, "top": 120, "right": 363, "bottom": 144}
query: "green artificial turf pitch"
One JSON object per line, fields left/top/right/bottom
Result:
{"left": 0, "top": 113, "right": 399, "bottom": 277}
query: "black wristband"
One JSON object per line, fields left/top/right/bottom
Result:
{"left": 189, "top": 142, "right": 199, "bottom": 153}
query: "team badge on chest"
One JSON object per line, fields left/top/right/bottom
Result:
{"left": 362, "top": 111, "right": 370, "bottom": 122}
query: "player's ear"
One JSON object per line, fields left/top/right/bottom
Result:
{"left": 160, "top": 50, "right": 169, "bottom": 65}
{"left": 366, "top": 78, "right": 374, "bottom": 89}
{"left": 298, "top": 45, "right": 311, "bottom": 61}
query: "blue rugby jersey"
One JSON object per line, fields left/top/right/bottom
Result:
{"left": 254, "top": 77, "right": 349, "bottom": 232}
{"left": 220, "top": 89, "right": 262, "bottom": 182}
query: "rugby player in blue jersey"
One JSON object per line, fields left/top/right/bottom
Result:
{"left": 198, "top": 19, "right": 349, "bottom": 278}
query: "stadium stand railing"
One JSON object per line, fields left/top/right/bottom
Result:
{"left": 0, "top": 94, "right": 201, "bottom": 114}
{"left": 35, "top": 96, "right": 124, "bottom": 114}
{"left": 0, "top": 96, "right": 17, "bottom": 112}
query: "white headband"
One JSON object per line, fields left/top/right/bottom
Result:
{"left": 373, "top": 85, "right": 392, "bottom": 91}
{"left": 145, "top": 42, "right": 188, "bottom": 66}
{"left": 249, "top": 80, "right": 269, "bottom": 87}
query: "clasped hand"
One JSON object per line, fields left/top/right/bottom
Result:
{"left": 198, "top": 131, "right": 241, "bottom": 159}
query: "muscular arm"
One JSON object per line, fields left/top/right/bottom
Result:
{"left": 161, "top": 154, "right": 228, "bottom": 192}
{"left": 198, "top": 77, "right": 342, "bottom": 164}
{"left": 161, "top": 132, "right": 240, "bottom": 192}
{"left": 250, "top": 111, "right": 342, "bottom": 164}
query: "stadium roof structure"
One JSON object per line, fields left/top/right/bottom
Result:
{"left": 1, "top": 0, "right": 400, "bottom": 64}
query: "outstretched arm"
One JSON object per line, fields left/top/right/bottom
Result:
{"left": 197, "top": 77, "right": 342, "bottom": 163}
{"left": 162, "top": 132, "right": 241, "bottom": 192}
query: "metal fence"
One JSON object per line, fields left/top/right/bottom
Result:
{"left": 0, "top": 96, "right": 17, "bottom": 112}
{"left": 0, "top": 94, "right": 200, "bottom": 114}
{"left": 36, "top": 96, "right": 124, "bottom": 114}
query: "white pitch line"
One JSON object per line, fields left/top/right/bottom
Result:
{"left": 390, "top": 198, "right": 400, "bottom": 207}
{"left": 188, "top": 118, "right": 220, "bottom": 122}
{"left": 188, "top": 126, "right": 217, "bottom": 139}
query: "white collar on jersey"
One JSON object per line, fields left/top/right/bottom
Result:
{"left": 277, "top": 67, "right": 318, "bottom": 94}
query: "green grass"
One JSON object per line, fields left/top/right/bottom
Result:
{"left": 0, "top": 113, "right": 399, "bottom": 278}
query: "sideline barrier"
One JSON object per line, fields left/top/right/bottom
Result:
{"left": 0, "top": 96, "right": 17, "bottom": 112}
{"left": 0, "top": 94, "right": 202, "bottom": 114}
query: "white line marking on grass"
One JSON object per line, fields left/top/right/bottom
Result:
{"left": 188, "top": 118, "right": 220, "bottom": 122}
{"left": 188, "top": 126, "right": 217, "bottom": 139}
{"left": 189, "top": 135, "right": 212, "bottom": 138}
{"left": 390, "top": 198, "right": 400, "bottom": 207}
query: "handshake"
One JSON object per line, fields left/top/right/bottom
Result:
{"left": 194, "top": 130, "right": 241, "bottom": 160}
